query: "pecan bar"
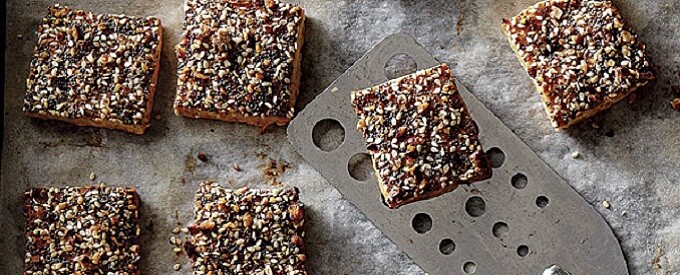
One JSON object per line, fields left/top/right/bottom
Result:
{"left": 24, "top": 4, "right": 163, "bottom": 134}
{"left": 174, "top": 0, "right": 306, "bottom": 130}
{"left": 502, "top": 0, "right": 654, "bottom": 129}
{"left": 24, "top": 186, "right": 141, "bottom": 274}
{"left": 185, "top": 182, "right": 307, "bottom": 274}
{"left": 351, "top": 64, "right": 492, "bottom": 209}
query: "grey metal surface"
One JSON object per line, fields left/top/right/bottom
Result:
{"left": 288, "top": 34, "right": 628, "bottom": 275}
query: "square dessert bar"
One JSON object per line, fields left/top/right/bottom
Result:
{"left": 185, "top": 182, "right": 307, "bottom": 274}
{"left": 351, "top": 64, "right": 492, "bottom": 209}
{"left": 24, "top": 5, "right": 163, "bottom": 134}
{"left": 24, "top": 186, "right": 141, "bottom": 274}
{"left": 174, "top": 0, "right": 306, "bottom": 129}
{"left": 502, "top": 0, "right": 654, "bottom": 129}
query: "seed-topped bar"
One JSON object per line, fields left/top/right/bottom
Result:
{"left": 24, "top": 185, "right": 141, "bottom": 274}
{"left": 174, "top": 0, "right": 306, "bottom": 130}
{"left": 502, "top": 0, "right": 655, "bottom": 129}
{"left": 24, "top": 4, "right": 163, "bottom": 134}
{"left": 185, "top": 182, "right": 307, "bottom": 274}
{"left": 351, "top": 64, "right": 492, "bottom": 209}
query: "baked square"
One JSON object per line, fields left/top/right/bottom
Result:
{"left": 23, "top": 185, "right": 141, "bottom": 274}
{"left": 502, "top": 0, "right": 655, "bottom": 129}
{"left": 351, "top": 64, "right": 492, "bottom": 209}
{"left": 174, "top": 0, "right": 306, "bottom": 130}
{"left": 185, "top": 182, "right": 307, "bottom": 274}
{"left": 24, "top": 4, "right": 163, "bottom": 134}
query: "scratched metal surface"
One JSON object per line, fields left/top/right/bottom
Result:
{"left": 3, "top": 0, "right": 680, "bottom": 274}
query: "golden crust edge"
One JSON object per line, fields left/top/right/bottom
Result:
{"left": 378, "top": 169, "right": 493, "bottom": 209}
{"left": 174, "top": 106, "right": 291, "bottom": 128}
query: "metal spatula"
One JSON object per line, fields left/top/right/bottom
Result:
{"left": 288, "top": 34, "right": 627, "bottom": 275}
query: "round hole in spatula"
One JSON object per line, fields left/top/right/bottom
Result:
{"left": 384, "top": 53, "right": 418, "bottom": 79}
{"left": 463, "top": 261, "right": 477, "bottom": 274}
{"left": 492, "top": 222, "right": 509, "bottom": 238}
{"left": 412, "top": 213, "right": 432, "bottom": 234}
{"left": 438, "top": 239, "right": 456, "bottom": 255}
{"left": 511, "top": 173, "right": 528, "bottom": 189}
{"left": 517, "top": 245, "right": 529, "bottom": 257}
{"left": 536, "top": 196, "right": 549, "bottom": 208}
{"left": 312, "top": 119, "right": 345, "bottom": 152}
{"left": 486, "top": 147, "right": 505, "bottom": 168}
{"left": 348, "top": 153, "right": 373, "bottom": 181}
{"left": 465, "top": 196, "right": 486, "bottom": 217}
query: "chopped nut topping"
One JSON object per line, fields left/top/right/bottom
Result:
{"left": 24, "top": 185, "right": 141, "bottom": 274}
{"left": 23, "top": 5, "right": 162, "bottom": 132}
{"left": 174, "top": 0, "right": 305, "bottom": 123}
{"left": 502, "top": 0, "right": 654, "bottom": 128}
{"left": 197, "top": 152, "right": 208, "bottom": 162}
{"left": 351, "top": 64, "right": 492, "bottom": 209}
{"left": 185, "top": 182, "right": 307, "bottom": 274}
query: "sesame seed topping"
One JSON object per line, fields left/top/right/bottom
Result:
{"left": 502, "top": 0, "right": 654, "bottom": 128}
{"left": 571, "top": 151, "right": 580, "bottom": 159}
{"left": 184, "top": 182, "right": 307, "bottom": 274}
{"left": 174, "top": 0, "right": 305, "bottom": 122}
{"left": 23, "top": 185, "right": 141, "bottom": 274}
{"left": 351, "top": 64, "right": 492, "bottom": 209}
{"left": 602, "top": 200, "right": 611, "bottom": 209}
{"left": 23, "top": 5, "right": 162, "bottom": 130}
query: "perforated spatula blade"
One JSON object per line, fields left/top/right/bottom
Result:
{"left": 288, "top": 34, "right": 627, "bottom": 275}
